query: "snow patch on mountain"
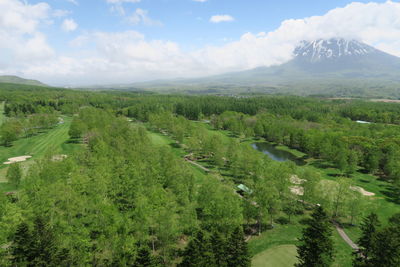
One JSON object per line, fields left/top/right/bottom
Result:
{"left": 294, "top": 38, "right": 375, "bottom": 63}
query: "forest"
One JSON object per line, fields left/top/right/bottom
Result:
{"left": 0, "top": 83, "right": 400, "bottom": 266}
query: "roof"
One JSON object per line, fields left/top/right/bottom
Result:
{"left": 237, "top": 184, "right": 253, "bottom": 194}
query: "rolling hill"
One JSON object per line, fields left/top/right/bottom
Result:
{"left": 0, "top": 75, "right": 46, "bottom": 86}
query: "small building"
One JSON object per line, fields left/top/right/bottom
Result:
{"left": 237, "top": 184, "right": 253, "bottom": 195}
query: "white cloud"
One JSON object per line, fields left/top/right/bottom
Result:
{"left": 106, "top": 0, "right": 141, "bottom": 3}
{"left": 61, "top": 18, "right": 78, "bottom": 32}
{"left": 67, "top": 0, "right": 78, "bottom": 5}
{"left": 53, "top": 9, "right": 71, "bottom": 18}
{"left": 127, "top": 8, "right": 162, "bottom": 26}
{"left": 3, "top": 0, "right": 400, "bottom": 86}
{"left": 193, "top": 0, "right": 208, "bottom": 2}
{"left": 210, "top": 15, "right": 235, "bottom": 23}
{"left": 0, "top": 0, "right": 54, "bottom": 68}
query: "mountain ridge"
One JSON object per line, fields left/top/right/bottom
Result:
{"left": 0, "top": 75, "right": 47, "bottom": 87}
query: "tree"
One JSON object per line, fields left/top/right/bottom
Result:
{"left": 0, "top": 120, "right": 22, "bottom": 146}
{"left": 6, "top": 163, "right": 22, "bottom": 187}
{"left": 227, "top": 227, "right": 250, "bottom": 267}
{"left": 134, "top": 244, "right": 156, "bottom": 267}
{"left": 353, "top": 213, "right": 380, "bottom": 267}
{"left": 179, "top": 231, "right": 215, "bottom": 267}
{"left": 345, "top": 191, "right": 366, "bottom": 226}
{"left": 296, "top": 206, "right": 334, "bottom": 267}
{"left": 210, "top": 232, "right": 228, "bottom": 267}
{"left": 68, "top": 118, "right": 86, "bottom": 139}
{"left": 10, "top": 222, "right": 33, "bottom": 266}
{"left": 367, "top": 213, "right": 400, "bottom": 267}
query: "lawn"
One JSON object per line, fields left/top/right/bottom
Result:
{"left": 0, "top": 117, "right": 81, "bottom": 190}
{"left": 252, "top": 245, "right": 297, "bottom": 267}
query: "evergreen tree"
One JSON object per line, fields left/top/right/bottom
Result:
{"left": 296, "top": 206, "right": 334, "bottom": 267}
{"left": 134, "top": 244, "right": 157, "bottom": 267}
{"left": 10, "top": 222, "right": 33, "bottom": 266}
{"left": 353, "top": 213, "right": 380, "bottom": 266}
{"left": 6, "top": 163, "right": 22, "bottom": 187}
{"left": 179, "top": 231, "right": 216, "bottom": 267}
{"left": 227, "top": 227, "right": 250, "bottom": 267}
{"left": 210, "top": 232, "right": 228, "bottom": 267}
{"left": 367, "top": 213, "right": 400, "bottom": 267}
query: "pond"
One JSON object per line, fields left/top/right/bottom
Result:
{"left": 251, "top": 142, "right": 306, "bottom": 165}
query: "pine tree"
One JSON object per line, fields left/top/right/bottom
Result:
{"left": 211, "top": 232, "right": 228, "bottom": 267}
{"left": 134, "top": 244, "right": 155, "bottom": 267}
{"left": 10, "top": 222, "right": 33, "bottom": 265}
{"left": 30, "top": 216, "right": 58, "bottom": 266}
{"left": 367, "top": 213, "right": 400, "bottom": 267}
{"left": 353, "top": 213, "right": 380, "bottom": 266}
{"left": 227, "top": 227, "right": 250, "bottom": 267}
{"left": 296, "top": 206, "right": 334, "bottom": 267}
{"left": 179, "top": 231, "right": 216, "bottom": 267}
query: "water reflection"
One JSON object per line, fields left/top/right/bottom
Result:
{"left": 252, "top": 142, "right": 306, "bottom": 166}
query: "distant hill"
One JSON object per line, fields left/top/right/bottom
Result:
{"left": 0, "top": 75, "right": 46, "bottom": 86}
{"left": 128, "top": 38, "right": 400, "bottom": 97}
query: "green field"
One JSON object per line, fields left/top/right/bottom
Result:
{"left": 0, "top": 117, "right": 81, "bottom": 189}
{"left": 252, "top": 245, "right": 297, "bottom": 267}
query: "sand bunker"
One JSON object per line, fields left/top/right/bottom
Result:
{"left": 51, "top": 154, "right": 68, "bottom": 162}
{"left": 3, "top": 155, "right": 32, "bottom": 165}
{"left": 290, "top": 175, "right": 306, "bottom": 185}
{"left": 290, "top": 186, "right": 304, "bottom": 196}
{"left": 350, "top": 186, "right": 375, "bottom": 196}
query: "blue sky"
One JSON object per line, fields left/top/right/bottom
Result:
{"left": 1, "top": 0, "right": 399, "bottom": 85}
{"left": 37, "top": 0, "right": 390, "bottom": 50}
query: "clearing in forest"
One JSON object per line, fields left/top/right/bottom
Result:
{"left": 252, "top": 245, "right": 297, "bottom": 267}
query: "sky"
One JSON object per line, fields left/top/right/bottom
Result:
{"left": 1, "top": 0, "right": 400, "bottom": 86}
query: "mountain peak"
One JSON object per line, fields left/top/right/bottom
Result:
{"left": 294, "top": 38, "right": 376, "bottom": 63}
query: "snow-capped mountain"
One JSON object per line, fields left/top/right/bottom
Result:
{"left": 294, "top": 38, "right": 375, "bottom": 63}
{"left": 130, "top": 38, "right": 400, "bottom": 97}
{"left": 290, "top": 38, "right": 400, "bottom": 73}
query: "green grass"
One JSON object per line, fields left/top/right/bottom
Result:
{"left": 252, "top": 245, "right": 297, "bottom": 267}
{"left": 0, "top": 117, "right": 81, "bottom": 191}
{"left": 248, "top": 218, "right": 302, "bottom": 256}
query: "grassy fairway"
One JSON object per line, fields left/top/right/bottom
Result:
{"left": 0, "top": 117, "right": 81, "bottom": 187}
{"left": 252, "top": 245, "right": 297, "bottom": 267}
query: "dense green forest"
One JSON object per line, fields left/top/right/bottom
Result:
{"left": 0, "top": 83, "right": 400, "bottom": 266}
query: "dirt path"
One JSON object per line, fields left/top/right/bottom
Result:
{"left": 333, "top": 222, "right": 359, "bottom": 250}
{"left": 184, "top": 158, "right": 210, "bottom": 172}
